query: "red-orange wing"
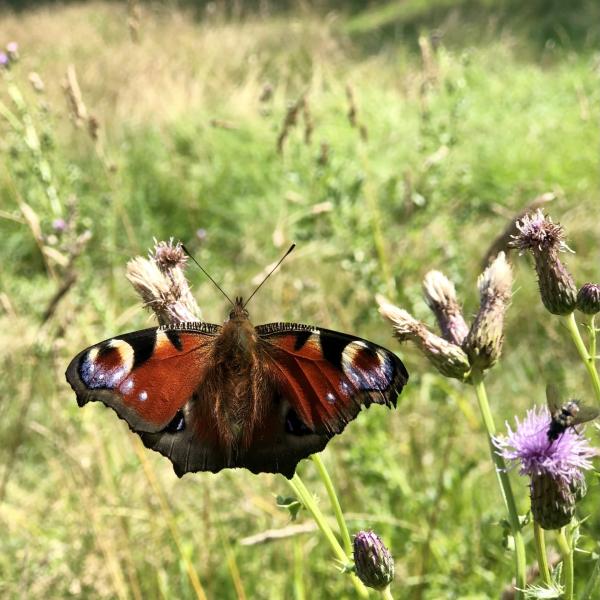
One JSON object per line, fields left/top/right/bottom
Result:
{"left": 256, "top": 323, "right": 408, "bottom": 435}
{"left": 66, "top": 323, "right": 220, "bottom": 433}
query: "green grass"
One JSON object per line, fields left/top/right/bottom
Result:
{"left": 1, "top": 2, "right": 600, "bottom": 598}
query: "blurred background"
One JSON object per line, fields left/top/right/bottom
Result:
{"left": 1, "top": 1, "right": 599, "bottom": 598}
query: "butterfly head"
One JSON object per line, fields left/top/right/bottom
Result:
{"left": 228, "top": 296, "right": 250, "bottom": 322}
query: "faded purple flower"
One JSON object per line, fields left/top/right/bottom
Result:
{"left": 495, "top": 406, "right": 597, "bottom": 529}
{"left": 511, "top": 210, "right": 577, "bottom": 315}
{"left": 6, "top": 41, "right": 19, "bottom": 60}
{"left": 152, "top": 238, "right": 187, "bottom": 271}
{"left": 0, "top": 52, "right": 9, "bottom": 68}
{"left": 195, "top": 228, "right": 208, "bottom": 242}
{"left": 353, "top": 530, "right": 394, "bottom": 591}
{"left": 52, "top": 218, "right": 67, "bottom": 233}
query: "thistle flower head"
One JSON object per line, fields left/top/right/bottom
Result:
{"left": 511, "top": 210, "right": 577, "bottom": 315}
{"left": 577, "top": 283, "right": 600, "bottom": 315}
{"left": 151, "top": 238, "right": 188, "bottom": 271}
{"left": 495, "top": 406, "right": 597, "bottom": 529}
{"left": 422, "top": 270, "right": 469, "bottom": 345}
{"left": 353, "top": 530, "right": 395, "bottom": 591}
{"left": 511, "top": 209, "right": 571, "bottom": 254}
{"left": 6, "top": 41, "right": 19, "bottom": 61}
{"left": 463, "top": 252, "right": 512, "bottom": 372}
{"left": 127, "top": 239, "right": 201, "bottom": 326}
{"left": 0, "top": 52, "right": 8, "bottom": 68}
{"left": 377, "top": 294, "right": 470, "bottom": 380}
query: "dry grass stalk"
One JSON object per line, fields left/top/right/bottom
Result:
{"left": 345, "top": 83, "right": 368, "bottom": 141}
{"left": 276, "top": 94, "right": 305, "bottom": 154}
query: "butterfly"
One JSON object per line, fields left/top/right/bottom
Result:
{"left": 65, "top": 247, "right": 408, "bottom": 479}
{"left": 545, "top": 383, "right": 599, "bottom": 442}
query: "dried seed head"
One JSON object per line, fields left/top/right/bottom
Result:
{"left": 422, "top": 270, "right": 469, "bottom": 345}
{"left": 577, "top": 283, "right": 600, "bottom": 315}
{"left": 127, "top": 240, "right": 201, "bottom": 326}
{"left": 463, "top": 252, "right": 512, "bottom": 372}
{"left": 377, "top": 295, "right": 470, "bottom": 380}
{"left": 512, "top": 210, "right": 577, "bottom": 315}
{"left": 353, "top": 531, "right": 395, "bottom": 591}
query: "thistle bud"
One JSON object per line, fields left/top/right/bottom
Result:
{"left": 530, "top": 473, "right": 576, "bottom": 530}
{"left": 377, "top": 295, "right": 470, "bottom": 380}
{"left": 353, "top": 531, "right": 395, "bottom": 591}
{"left": 463, "top": 252, "right": 512, "bottom": 372}
{"left": 422, "top": 270, "right": 469, "bottom": 345}
{"left": 577, "top": 283, "right": 600, "bottom": 315}
{"left": 511, "top": 210, "right": 577, "bottom": 315}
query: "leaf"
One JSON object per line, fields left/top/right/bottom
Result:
{"left": 275, "top": 495, "right": 302, "bottom": 521}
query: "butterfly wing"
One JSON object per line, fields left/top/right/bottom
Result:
{"left": 65, "top": 323, "right": 221, "bottom": 433}
{"left": 249, "top": 323, "right": 408, "bottom": 475}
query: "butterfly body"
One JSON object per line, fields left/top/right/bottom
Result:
{"left": 66, "top": 297, "right": 407, "bottom": 478}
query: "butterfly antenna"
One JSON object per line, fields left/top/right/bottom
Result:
{"left": 181, "top": 244, "right": 235, "bottom": 307}
{"left": 243, "top": 244, "right": 296, "bottom": 309}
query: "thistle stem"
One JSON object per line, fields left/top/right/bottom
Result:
{"left": 470, "top": 372, "right": 526, "bottom": 599}
{"left": 533, "top": 521, "right": 551, "bottom": 586}
{"left": 563, "top": 312, "right": 600, "bottom": 405}
{"left": 381, "top": 585, "right": 394, "bottom": 600}
{"left": 311, "top": 454, "right": 353, "bottom": 556}
{"left": 287, "top": 474, "right": 369, "bottom": 598}
{"left": 556, "top": 527, "right": 573, "bottom": 600}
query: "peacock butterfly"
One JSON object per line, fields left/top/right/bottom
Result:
{"left": 65, "top": 247, "right": 408, "bottom": 478}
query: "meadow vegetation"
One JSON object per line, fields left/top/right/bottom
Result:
{"left": 1, "top": 1, "right": 600, "bottom": 598}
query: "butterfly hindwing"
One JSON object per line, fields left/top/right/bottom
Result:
{"left": 65, "top": 323, "right": 221, "bottom": 433}
{"left": 257, "top": 323, "right": 408, "bottom": 435}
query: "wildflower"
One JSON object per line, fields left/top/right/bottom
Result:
{"left": 0, "top": 52, "right": 8, "bottom": 69}
{"left": 511, "top": 210, "right": 577, "bottom": 315}
{"left": 152, "top": 238, "right": 188, "bottom": 271}
{"left": 463, "top": 252, "right": 512, "bottom": 372}
{"left": 377, "top": 295, "right": 470, "bottom": 380}
{"left": 577, "top": 283, "right": 600, "bottom": 315}
{"left": 196, "top": 228, "right": 208, "bottom": 242}
{"left": 52, "top": 218, "right": 67, "bottom": 233}
{"left": 127, "top": 239, "right": 200, "bottom": 326}
{"left": 353, "top": 531, "right": 395, "bottom": 591}
{"left": 6, "top": 41, "right": 19, "bottom": 61}
{"left": 422, "top": 270, "right": 469, "bottom": 345}
{"left": 495, "top": 406, "right": 596, "bottom": 529}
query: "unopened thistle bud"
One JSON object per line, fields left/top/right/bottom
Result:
{"left": 577, "top": 283, "right": 600, "bottom": 315}
{"left": 511, "top": 210, "right": 577, "bottom": 315}
{"left": 377, "top": 295, "right": 470, "bottom": 380}
{"left": 353, "top": 531, "right": 395, "bottom": 591}
{"left": 463, "top": 252, "right": 512, "bottom": 372}
{"left": 422, "top": 270, "right": 469, "bottom": 345}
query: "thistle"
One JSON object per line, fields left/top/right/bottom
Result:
{"left": 353, "top": 531, "right": 395, "bottom": 591}
{"left": 495, "top": 406, "right": 596, "bottom": 530}
{"left": 463, "top": 252, "right": 512, "bottom": 372}
{"left": 422, "top": 270, "right": 469, "bottom": 345}
{"left": 576, "top": 283, "right": 600, "bottom": 315}
{"left": 511, "top": 210, "right": 577, "bottom": 315}
{"left": 377, "top": 295, "right": 470, "bottom": 380}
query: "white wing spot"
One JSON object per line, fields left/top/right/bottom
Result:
{"left": 326, "top": 392, "right": 336, "bottom": 404}
{"left": 138, "top": 391, "right": 148, "bottom": 402}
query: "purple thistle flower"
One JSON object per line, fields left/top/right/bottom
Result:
{"left": 495, "top": 406, "right": 597, "bottom": 529}
{"left": 353, "top": 530, "right": 395, "bottom": 591}
{"left": 52, "top": 218, "right": 67, "bottom": 233}
{"left": 0, "top": 52, "right": 9, "bottom": 68}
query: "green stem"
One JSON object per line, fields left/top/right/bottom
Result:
{"left": 311, "top": 454, "right": 353, "bottom": 556}
{"left": 471, "top": 372, "right": 527, "bottom": 599}
{"left": 381, "top": 585, "right": 394, "bottom": 600}
{"left": 557, "top": 528, "right": 573, "bottom": 600}
{"left": 563, "top": 313, "right": 600, "bottom": 405}
{"left": 287, "top": 474, "right": 369, "bottom": 598}
{"left": 533, "top": 521, "right": 552, "bottom": 586}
